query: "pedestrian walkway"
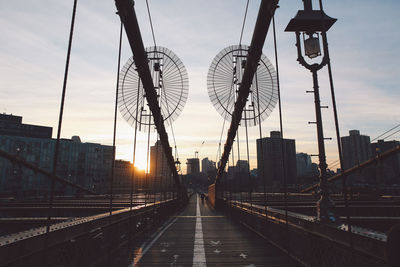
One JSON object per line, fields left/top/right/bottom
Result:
{"left": 121, "top": 194, "right": 301, "bottom": 266}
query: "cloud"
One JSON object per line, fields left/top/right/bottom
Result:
{"left": 1, "top": 0, "right": 399, "bottom": 173}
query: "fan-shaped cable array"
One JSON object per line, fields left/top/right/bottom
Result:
{"left": 207, "top": 45, "right": 277, "bottom": 127}
{"left": 118, "top": 46, "right": 189, "bottom": 132}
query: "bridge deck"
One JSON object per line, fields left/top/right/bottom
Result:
{"left": 115, "top": 194, "right": 301, "bottom": 266}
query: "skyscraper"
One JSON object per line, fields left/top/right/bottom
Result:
{"left": 341, "top": 130, "right": 372, "bottom": 184}
{"left": 341, "top": 130, "right": 372, "bottom": 169}
{"left": 186, "top": 158, "right": 200, "bottom": 175}
{"left": 201, "top": 157, "right": 216, "bottom": 174}
{"left": 256, "top": 131, "right": 297, "bottom": 189}
{"left": 371, "top": 139, "right": 400, "bottom": 184}
{"left": 150, "top": 140, "right": 171, "bottom": 189}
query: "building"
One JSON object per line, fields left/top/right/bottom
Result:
{"left": 0, "top": 114, "right": 113, "bottom": 197}
{"left": 296, "top": 152, "right": 312, "bottom": 178}
{"left": 186, "top": 158, "right": 200, "bottom": 175}
{"left": 0, "top": 113, "right": 52, "bottom": 139}
{"left": 256, "top": 131, "right": 297, "bottom": 190}
{"left": 341, "top": 130, "right": 372, "bottom": 184}
{"left": 371, "top": 140, "right": 400, "bottom": 185}
{"left": 112, "top": 160, "right": 132, "bottom": 194}
{"left": 150, "top": 140, "right": 172, "bottom": 190}
{"left": 0, "top": 135, "right": 113, "bottom": 196}
{"left": 234, "top": 160, "right": 251, "bottom": 190}
{"left": 235, "top": 160, "right": 250, "bottom": 178}
{"left": 201, "top": 157, "right": 216, "bottom": 174}
{"left": 150, "top": 140, "right": 171, "bottom": 178}
{"left": 112, "top": 160, "right": 146, "bottom": 194}
{"left": 341, "top": 130, "right": 372, "bottom": 170}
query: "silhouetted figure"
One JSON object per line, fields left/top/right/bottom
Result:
{"left": 200, "top": 193, "right": 205, "bottom": 204}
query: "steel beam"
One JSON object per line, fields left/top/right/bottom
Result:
{"left": 215, "top": 0, "right": 279, "bottom": 184}
{"left": 114, "top": 0, "right": 185, "bottom": 198}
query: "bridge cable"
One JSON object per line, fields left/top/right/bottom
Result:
{"left": 255, "top": 71, "right": 268, "bottom": 217}
{"left": 145, "top": 111, "right": 152, "bottom": 205}
{"left": 238, "top": 0, "right": 250, "bottom": 47}
{"left": 146, "top": 0, "right": 159, "bottom": 203}
{"left": 237, "top": 129, "right": 243, "bottom": 205}
{"left": 272, "top": 14, "right": 291, "bottom": 259}
{"left": 382, "top": 128, "right": 400, "bottom": 140}
{"left": 46, "top": 0, "right": 77, "bottom": 236}
{"left": 318, "top": 1, "right": 355, "bottom": 261}
{"left": 146, "top": 0, "right": 157, "bottom": 50}
{"left": 237, "top": 0, "right": 250, "bottom": 207}
{"left": 146, "top": 0, "right": 169, "bottom": 201}
{"left": 371, "top": 124, "right": 400, "bottom": 142}
{"left": 230, "top": 146, "right": 235, "bottom": 202}
{"left": 216, "top": 78, "right": 236, "bottom": 165}
{"left": 328, "top": 123, "right": 400, "bottom": 169}
{"left": 216, "top": 0, "right": 249, "bottom": 167}
{"left": 109, "top": 22, "right": 123, "bottom": 217}
{"left": 130, "top": 78, "right": 142, "bottom": 210}
{"left": 146, "top": 1, "right": 180, "bottom": 198}
{"left": 244, "top": 106, "right": 253, "bottom": 211}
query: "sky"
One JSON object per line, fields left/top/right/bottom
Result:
{"left": 0, "top": 0, "right": 399, "bottom": 173}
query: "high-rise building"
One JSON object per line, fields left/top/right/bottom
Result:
{"left": 256, "top": 131, "right": 297, "bottom": 189}
{"left": 296, "top": 152, "right": 319, "bottom": 185}
{"left": 235, "top": 160, "right": 249, "bottom": 177}
{"left": 150, "top": 140, "right": 171, "bottom": 190}
{"left": 341, "top": 130, "right": 372, "bottom": 169}
{"left": 201, "top": 157, "right": 216, "bottom": 174}
{"left": 186, "top": 158, "right": 200, "bottom": 175}
{"left": 371, "top": 139, "right": 400, "bottom": 184}
{"left": 296, "top": 152, "right": 312, "bottom": 177}
{"left": 341, "top": 130, "right": 372, "bottom": 184}
{"left": 150, "top": 140, "right": 171, "bottom": 178}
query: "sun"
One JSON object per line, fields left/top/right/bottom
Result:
{"left": 134, "top": 156, "right": 148, "bottom": 172}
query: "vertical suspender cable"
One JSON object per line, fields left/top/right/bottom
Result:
{"left": 231, "top": 140, "right": 236, "bottom": 202}
{"left": 145, "top": 114, "right": 151, "bottom": 205}
{"left": 130, "top": 79, "right": 141, "bottom": 210}
{"left": 46, "top": 0, "right": 77, "bottom": 235}
{"left": 272, "top": 15, "right": 290, "bottom": 258}
{"left": 109, "top": 22, "right": 123, "bottom": 217}
{"left": 318, "top": 0, "right": 354, "bottom": 259}
{"left": 236, "top": 130, "right": 242, "bottom": 205}
{"left": 244, "top": 111, "right": 252, "bottom": 210}
{"left": 255, "top": 72, "right": 267, "bottom": 214}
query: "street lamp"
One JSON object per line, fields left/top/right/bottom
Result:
{"left": 285, "top": 0, "right": 337, "bottom": 222}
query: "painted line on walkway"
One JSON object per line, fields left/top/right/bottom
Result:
{"left": 193, "top": 194, "right": 206, "bottom": 266}
{"left": 130, "top": 215, "right": 178, "bottom": 266}
{"left": 173, "top": 215, "right": 225, "bottom": 218}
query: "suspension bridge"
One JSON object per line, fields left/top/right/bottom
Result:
{"left": 1, "top": 0, "right": 400, "bottom": 266}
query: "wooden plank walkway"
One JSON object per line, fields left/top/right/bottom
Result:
{"left": 114, "top": 194, "right": 302, "bottom": 266}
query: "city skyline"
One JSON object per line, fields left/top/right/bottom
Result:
{"left": 1, "top": 0, "right": 399, "bottom": 173}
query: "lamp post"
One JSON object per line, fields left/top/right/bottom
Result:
{"left": 285, "top": 0, "right": 337, "bottom": 222}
